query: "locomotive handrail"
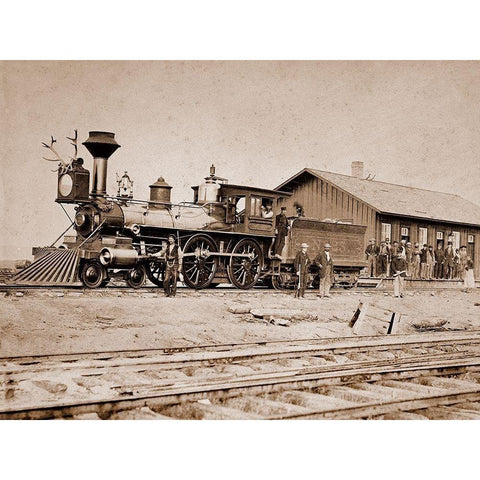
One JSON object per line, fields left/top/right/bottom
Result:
{"left": 106, "top": 195, "right": 221, "bottom": 211}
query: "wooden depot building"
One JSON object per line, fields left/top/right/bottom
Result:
{"left": 275, "top": 161, "right": 480, "bottom": 277}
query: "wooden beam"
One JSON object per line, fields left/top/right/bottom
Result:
{"left": 379, "top": 380, "right": 452, "bottom": 396}
{"left": 275, "top": 390, "right": 356, "bottom": 411}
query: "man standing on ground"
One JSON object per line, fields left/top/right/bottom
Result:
{"left": 315, "top": 243, "right": 334, "bottom": 299}
{"left": 164, "top": 234, "right": 183, "bottom": 297}
{"left": 392, "top": 252, "right": 407, "bottom": 298}
{"left": 294, "top": 243, "right": 310, "bottom": 298}
{"left": 273, "top": 206, "right": 289, "bottom": 258}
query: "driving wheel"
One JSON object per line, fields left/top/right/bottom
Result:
{"left": 228, "top": 238, "right": 263, "bottom": 289}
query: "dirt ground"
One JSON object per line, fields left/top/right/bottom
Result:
{"left": 1, "top": 288, "right": 479, "bottom": 357}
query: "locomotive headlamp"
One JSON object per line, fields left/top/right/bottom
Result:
{"left": 58, "top": 174, "right": 73, "bottom": 197}
{"left": 55, "top": 158, "right": 90, "bottom": 204}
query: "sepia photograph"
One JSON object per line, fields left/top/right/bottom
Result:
{"left": 1, "top": 2, "right": 480, "bottom": 479}
{"left": 3, "top": 59, "right": 480, "bottom": 421}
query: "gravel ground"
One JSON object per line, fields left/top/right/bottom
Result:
{"left": 1, "top": 288, "right": 479, "bottom": 357}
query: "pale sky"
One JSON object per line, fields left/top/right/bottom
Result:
{"left": 1, "top": 61, "right": 480, "bottom": 259}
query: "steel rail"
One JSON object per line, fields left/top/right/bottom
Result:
{"left": 2, "top": 330, "right": 480, "bottom": 365}
{"left": 274, "top": 388, "right": 480, "bottom": 420}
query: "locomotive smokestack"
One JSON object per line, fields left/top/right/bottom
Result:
{"left": 82, "top": 131, "right": 121, "bottom": 197}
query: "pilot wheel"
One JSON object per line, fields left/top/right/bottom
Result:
{"left": 125, "top": 264, "right": 147, "bottom": 289}
{"left": 80, "top": 260, "right": 108, "bottom": 289}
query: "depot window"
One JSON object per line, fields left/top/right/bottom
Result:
{"left": 418, "top": 227, "right": 428, "bottom": 246}
{"left": 452, "top": 231, "right": 460, "bottom": 250}
{"left": 381, "top": 223, "right": 391, "bottom": 241}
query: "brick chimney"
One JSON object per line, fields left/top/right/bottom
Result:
{"left": 351, "top": 161, "right": 364, "bottom": 179}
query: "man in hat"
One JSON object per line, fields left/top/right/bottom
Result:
{"left": 412, "top": 242, "right": 421, "bottom": 279}
{"left": 365, "top": 239, "right": 379, "bottom": 277}
{"left": 392, "top": 251, "right": 407, "bottom": 298}
{"left": 426, "top": 245, "right": 436, "bottom": 279}
{"left": 378, "top": 240, "right": 389, "bottom": 277}
{"left": 315, "top": 243, "right": 334, "bottom": 298}
{"left": 294, "top": 243, "right": 310, "bottom": 298}
{"left": 273, "top": 206, "right": 289, "bottom": 258}
{"left": 163, "top": 234, "right": 183, "bottom": 297}
{"left": 405, "top": 241, "right": 415, "bottom": 277}
{"left": 444, "top": 241, "right": 455, "bottom": 279}
{"left": 420, "top": 243, "right": 428, "bottom": 279}
{"left": 434, "top": 242, "right": 445, "bottom": 279}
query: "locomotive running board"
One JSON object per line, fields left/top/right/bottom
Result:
{"left": 9, "top": 248, "right": 81, "bottom": 285}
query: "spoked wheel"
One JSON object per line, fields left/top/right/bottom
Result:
{"left": 125, "top": 264, "right": 147, "bottom": 289}
{"left": 228, "top": 239, "right": 263, "bottom": 289}
{"left": 146, "top": 259, "right": 165, "bottom": 287}
{"left": 182, "top": 234, "right": 218, "bottom": 289}
{"left": 80, "top": 260, "right": 108, "bottom": 289}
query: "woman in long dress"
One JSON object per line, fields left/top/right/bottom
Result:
{"left": 464, "top": 256, "right": 475, "bottom": 293}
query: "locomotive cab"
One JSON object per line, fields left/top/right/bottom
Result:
{"left": 216, "top": 184, "right": 289, "bottom": 235}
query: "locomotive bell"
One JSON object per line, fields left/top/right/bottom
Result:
{"left": 149, "top": 176, "right": 172, "bottom": 209}
{"left": 82, "top": 131, "right": 121, "bottom": 197}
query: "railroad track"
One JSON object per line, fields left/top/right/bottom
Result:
{"left": 2, "top": 331, "right": 480, "bottom": 419}
{"left": 0, "top": 284, "right": 472, "bottom": 295}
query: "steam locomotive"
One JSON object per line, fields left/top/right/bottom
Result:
{"left": 19, "top": 131, "right": 367, "bottom": 289}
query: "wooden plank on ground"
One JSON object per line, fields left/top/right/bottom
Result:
{"left": 349, "top": 301, "right": 369, "bottom": 328}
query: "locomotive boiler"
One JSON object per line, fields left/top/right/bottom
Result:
{"left": 14, "top": 130, "right": 367, "bottom": 290}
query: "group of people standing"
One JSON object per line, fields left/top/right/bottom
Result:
{"left": 365, "top": 238, "right": 476, "bottom": 294}
{"left": 366, "top": 239, "right": 474, "bottom": 280}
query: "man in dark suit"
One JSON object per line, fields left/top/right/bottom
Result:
{"left": 392, "top": 252, "right": 407, "bottom": 298}
{"left": 420, "top": 243, "right": 428, "bottom": 279}
{"left": 294, "top": 243, "right": 310, "bottom": 298}
{"left": 164, "top": 234, "right": 183, "bottom": 297}
{"left": 315, "top": 243, "right": 334, "bottom": 298}
{"left": 434, "top": 242, "right": 445, "bottom": 279}
{"left": 273, "top": 206, "right": 289, "bottom": 258}
{"left": 444, "top": 242, "right": 455, "bottom": 279}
